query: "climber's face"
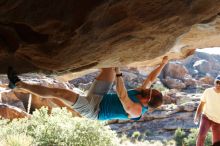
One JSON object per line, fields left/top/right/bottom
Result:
{"left": 214, "top": 80, "right": 220, "bottom": 91}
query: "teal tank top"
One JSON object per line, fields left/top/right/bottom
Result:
{"left": 98, "top": 89, "right": 148, "bottom": 120}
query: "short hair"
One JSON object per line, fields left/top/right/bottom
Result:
{"left": 140, "top": 89, "right": 163, "bottom": 108}
{"left": 215, "top": 75, "right": 220, "bottom": 83}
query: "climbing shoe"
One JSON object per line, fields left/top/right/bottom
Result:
{"left": 7, "top": 66, "right": 21, "bottom": 89}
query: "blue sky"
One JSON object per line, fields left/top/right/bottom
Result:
{"left": 196, "top": 47, "right": 220, "bottom": 55}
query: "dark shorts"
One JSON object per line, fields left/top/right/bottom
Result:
{"left": 72, "top": 79, "right": 113, "bottom": 119}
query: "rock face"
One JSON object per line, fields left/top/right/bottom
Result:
{"left": 162, "top": 77, "right": 186, "bottom": 89}
{"left": 0, "top": 0, "right": 220, "bottom": 80}
{"left": 193, "top": 60, "right": 211, "bottom": 74}
{"left": 163, "top": 62, "right": 189, "bottom": 80}
{"left": 0, "top": 103, "right": 30, "bottom": 119}
{"left": 161, "top": 51, "right": 220, "bottom": 91}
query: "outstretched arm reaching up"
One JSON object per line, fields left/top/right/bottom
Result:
{"left": 139, "top": 56, "right": 168, "bottom": 90}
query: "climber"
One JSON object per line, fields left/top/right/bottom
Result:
{"left": 194, "top": 75, "right": 220, "bottom": 146}
{"left": 7, "top": 56, "right": 168, "bottom": 120}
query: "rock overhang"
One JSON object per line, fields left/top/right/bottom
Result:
{"left": 0, "top": 0, "right": 220, "bottom": 80}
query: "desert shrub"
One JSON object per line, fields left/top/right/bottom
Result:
{"left": 165, "top": 140, "right": 176, "bottom": 146}
{"left": 131, "top": 131, "right": 141, "bottom": 142}
{"left": 0, "top": 107, "right": 120, "bottom": 146}
{"left": 183, "top": 128, "right": 212, "bottom": 146}
{"left": 174, "top": 128, "right": 186, "bottom": 146}
{"left": 1, "top": 134, "right": 33, "bottom": 146}
{"left": 174, "top": 128, "right": 212, "bottom": 146}
{"left": 132, "top": 131, "right": 141, "bottom": 139}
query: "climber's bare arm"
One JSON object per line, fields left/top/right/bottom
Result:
{"left": 115, "top": 68, "right": 142, "bottom": 118}
{"left": 194, "top": 101, "right": 205, "bottom": 124}
{"left": 137, "top": 56, "right": 168, "bottom": 90}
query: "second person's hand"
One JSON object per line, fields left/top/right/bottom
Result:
{"left": 194, "top": 117, "right": 199, "bottom": 125}
{"left": 162, "top": 56, "right": 169, "bottom": 64}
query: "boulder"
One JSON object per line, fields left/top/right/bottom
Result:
{"left": 161, "top": 95, "right": 176, "bottom": 104}
{"left": 182, "top": 52, "right": 220, "bottom": 78}
{"left": 177, "top": 102, "right": 198, "bottom": 112}
{"left": 183, "top": 76, "right": 197, "bottom": 87}
{"left": 162, "top": 77, "right": 186, "bottom": 89}
{"left": 1, "top": 91, "right": 26, "bottom": 111}
{"left": 0, "top": 103, "right": 30, "bottom": 119}
{"left": 163, "top": 62, "right": 189, "bottom": 80}
{"left": 193, "top": 59, "right": 211, "bottom": 75}
{"left": 199, "top": 76, "right": 214, "bottom": 85}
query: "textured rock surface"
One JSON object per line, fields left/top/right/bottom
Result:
{"left": 163, "top": 62, "right": 189, "bottom": 80}
{"left": 162, "top": 77, "right": 186, "bottom": 89}
{"left": 0, "top": 103, "right": 30, "bottom": 119}
{"left": 1, "top": 0, "right": 220, "bottom": 80}
{"left": 193, "top": 60, "right": 211, "bottom": 74}
{"left": 160, "top": 51, "right": 220, "bottom": 91}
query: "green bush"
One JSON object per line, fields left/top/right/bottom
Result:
{"left": 1, "top": 134, "right": 33, "bottom": 146}
{"left": 0, "top": 107, "right": 120, "bottom": 146}
{"left": 183, "top": 128, "right": 212, "bottom": 146}
{"left": 174, "top": 128, "right": 212, "bottom": 146}
{"left": 174, "top": 128, "right": 186, "bottom": 146}
{"left": 132, "top": 131, "right": 141, "bottom": 139}
{"left": 131, "top": 131, "right": 141, "bottom": 142}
